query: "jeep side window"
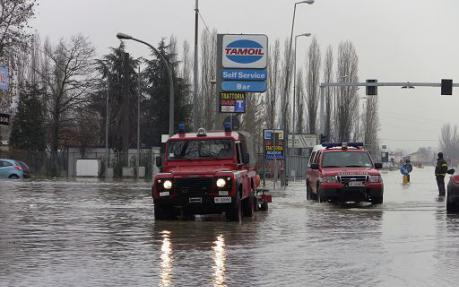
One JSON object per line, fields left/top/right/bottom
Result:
{"left": 236, "top": 142, "right": 243, "bottom": 164}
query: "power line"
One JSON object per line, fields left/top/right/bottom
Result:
{"left": 198, "top": 11, "right": 211, "bottom": 33}
{"left": 379, "top": 138, "right": 437, "bottom": 142}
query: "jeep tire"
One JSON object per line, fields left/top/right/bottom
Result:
{"left": 242, "top": 192, "right": 255, "bottom": 217}
{"left": 154, "top": 204, "right": 177, "bottom": 220}
{"left": 226, "top": 190, "right": 242, "bottom": 222}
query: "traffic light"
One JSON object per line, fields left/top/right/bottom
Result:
{"left": 441, "top": 79, "right": 453, "bottom": 95}
{"left": 366, "top": 79, "right": 378, "bottom": 96}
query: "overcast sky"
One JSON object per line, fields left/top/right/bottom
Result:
{"left": 31, "top": 0, "right": 459, "bottom": 152}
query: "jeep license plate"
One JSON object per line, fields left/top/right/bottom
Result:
{"left": 348, "top": 181, "right": 364, "bottom": 187}
{"left": 214, "top": 197, "right": 232, "bottom": 204}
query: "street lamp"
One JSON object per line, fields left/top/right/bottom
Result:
{"left": 116, "top": 32, "right": 175, "bottom": 136}
{"left": 292, "top": 33, "right": 311, "bottom": 151}
{"left": 282, "top": 0, "right": 314, "bottom": 187}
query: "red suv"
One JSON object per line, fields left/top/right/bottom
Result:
{"left": 306, "top": 143, "right": 384, "bottom": 204}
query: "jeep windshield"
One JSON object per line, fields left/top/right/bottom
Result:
{"left": 322, "top": 151, "right": 373, "bottom": 168}
{"left": 167, "top": 139, "right": 234, "bottom": 160}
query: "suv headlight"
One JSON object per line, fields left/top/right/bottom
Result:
{"left": 322, "top": 176, "right": 338, "bottom": 183}
{"left": 368, "top": 175, "right": 382, "bottom": 183}
{"left": 163, "top": 180, "right": 173, "bottom": 190}
{"left": 216, "top": 178, "right": 226, "bottom": 188}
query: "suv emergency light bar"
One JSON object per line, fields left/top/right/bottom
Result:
{"left": 324, "top": 142, "right": 364, "bottom": 149}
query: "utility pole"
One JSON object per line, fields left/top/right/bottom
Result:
{"left": 193, "top": 0, "right": 199, "bottom": 130}
{"left": 137, "top": 65, "right": 141, "bottom": 178}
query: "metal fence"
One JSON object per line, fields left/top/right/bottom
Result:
{"left": 257, "top": 153, "right": 309, "bottom": 181}
{"left": 0, "top": 148, "right": 159, "bottom": 178}
{"left": 0, "top": 149, "right": 68, "bottom": 177}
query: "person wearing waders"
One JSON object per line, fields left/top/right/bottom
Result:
{"left": 435, "top": 152, "right": 448, "bottom": 196}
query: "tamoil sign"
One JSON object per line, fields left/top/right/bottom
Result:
{"left": 222, "top": 35, "right": 268, "bottom": 69}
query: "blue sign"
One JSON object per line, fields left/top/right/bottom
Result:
{"left": 0, "top": 65, "right": 9, "bottom": 92}
{"left": 222, "top": 69, "right": 267, "bottom": 81}
{"left": 225, "top": 40, "right": 264, "bottom": 64}
{"left": 235, "top": 100, "right": 245, "bottom": 113}
{"left": 222, "top": 81, "right": 267, "bottom": 93}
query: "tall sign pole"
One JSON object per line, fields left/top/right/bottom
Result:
{"left": 193, "top": 0, "right": 199, "bottom": 129}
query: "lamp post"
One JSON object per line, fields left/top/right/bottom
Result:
{"left": 137, "top": 65, "right": 141, "bottom": 178}
{"left": 282, "top": 0, "right": 314, "bottom": 187}
{"left": 116, "top": 32, "right": 175, "bottom": 136}
{"left": 292, "top": 33, "right": 311, "bottom": 151}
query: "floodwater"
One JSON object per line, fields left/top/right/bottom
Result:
{"left": 1, "top": 167, "right": 459, "bottom": 287}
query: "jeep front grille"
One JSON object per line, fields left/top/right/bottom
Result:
{"left": 175, "top": 178, "right": 213, "bottom": 192}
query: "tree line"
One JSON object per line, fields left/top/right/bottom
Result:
{"left": 0, "top": 0, "right": 379, "bottom": 161}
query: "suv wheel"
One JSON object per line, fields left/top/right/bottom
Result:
{"left": 317, "top": 184, "right": 324, "bottom": 203}
{"left": 9, "top": 174, "right": 19, "bottom": 179}
{"left": 372, "top": 196, "right": 383, "bottom": 205}
{"left": 306, "top": 181, "right": 312, "bottom": 200}
{"left": 447, "top": 200, "right": 458, "bottom": 212}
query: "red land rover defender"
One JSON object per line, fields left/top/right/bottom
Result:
{"left": 306, "top": 143, "right": 384, "bottom": 204}
{"left": 152, "top": 127, "right": 271, "bottom": 221}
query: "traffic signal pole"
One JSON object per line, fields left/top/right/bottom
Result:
{"left": 319, "top": 80, "right": 459, "bottom": 137}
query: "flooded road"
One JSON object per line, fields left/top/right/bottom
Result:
{"left": 1, "top": 167, "right": 459, "bottom": 286}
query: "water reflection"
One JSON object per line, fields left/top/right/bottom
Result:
{"left": 213, "top": 234, "right": 226, "bottom": 287}
{"left": 160, "top": 230, "right": 173, "bottom": 287}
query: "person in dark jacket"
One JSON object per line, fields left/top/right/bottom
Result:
{"left": 435, "top": 152, "right": 448, "bottom": 196}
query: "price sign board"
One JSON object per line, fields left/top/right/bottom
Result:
{"left": 263, "top": 129, "right": 285, "bottom": 160}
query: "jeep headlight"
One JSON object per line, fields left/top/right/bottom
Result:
{"left": 322, "top": 176, "right": 338, "bottom": 183}
{"left": 368, "top": 175, "right": 382, "bottom": 183}
{"left": 163, "top": 180, "right": 173, "bottom": 190}
{"left": 216, "top": 178, "right": 226, "bottom": 188}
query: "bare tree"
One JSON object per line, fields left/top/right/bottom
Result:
{"left": 241, "top": 93, "right": 264, "bottom": 151}
{"left": 334, "top": 40, "right": 359, "bottom": 142}
{"left": 439, "top": 123, "right": 459, "bottom": 163}
{"left": 322, "top": 45, "right": 334, "bottom": 140}
{"left": 279, "top": 38, "right": 293, "bottom": 131}
{"left": 0, "top": 0, "right": 36, "bottom": 57}
{"left": 199, "top": 28, "right": 217, "bottom": 130}
{"left": 295, "top": 69, "right": 305, "bottom": 133}
{"left": 363, "top": 95, "right": 379, "bottom": 156}
{"left": 40, "top": 35, "right": 96, "bottom": 153}
{"left": 265, "top": 39, "right": 280, "bottom": 129}
{"left": 305, "top": 37, "right": 321, "bottom": 134}
{"left": 181, "top": 40, "right": 192, "bottom": 88}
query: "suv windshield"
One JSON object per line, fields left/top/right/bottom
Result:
{"left": 322, "top": 151, "right": 373, "bottom": 168}
{"left": 167, "top": 139, "right": 234, "bottom": 160}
